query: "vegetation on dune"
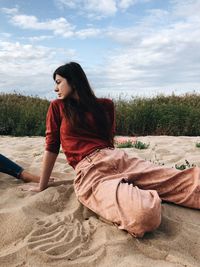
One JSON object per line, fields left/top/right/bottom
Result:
{"left": 1, "top": 92, "right": 200, "bottom": 137}
{"left": 114, "top": 92, "right": 200, "bottom": 136}
{"left": 0, "top": 93, "right": 49, "bottom": 136}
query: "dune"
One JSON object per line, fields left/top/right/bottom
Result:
{"left": 0, "top": 136, "right": 199, "bottom": 267}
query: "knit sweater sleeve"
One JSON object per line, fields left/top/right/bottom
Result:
{"left": 45, "top": 100, "right": 61, "bottom": 154}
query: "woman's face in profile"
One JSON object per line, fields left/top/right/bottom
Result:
{"left": 54, "top": 74, "right": 72, "bottom": 100}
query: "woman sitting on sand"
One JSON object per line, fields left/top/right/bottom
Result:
{"left": 20, "top": 61, "right": 200, "bottom": 238}
{"left": 0, "top": 153, "right": 40, "bottom": 182}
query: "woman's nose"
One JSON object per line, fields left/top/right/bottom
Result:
{"left": 54, "top": 85, "right": 58, "bottom": 92}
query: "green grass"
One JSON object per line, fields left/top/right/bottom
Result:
{"left": 0, "top": 93, "right": 49, "bottom": 136}
{"left": 1, "top": 92, "right": 200, "bottom": 136}
{"left": 116, "top": 140, "right": 135, "bottom": 148}
{"left": 133, "top": 140, "right": 150, "bottom": 149}
{"left": 196, "top": 142, "right": 200, "bottom": 148}
{"left": 175, "top": 160, "right": 196, "bottom": 170}
{"left": 114, "top": 92, "right": 200, "bottom": 136}
{"left": 116, "top": 140, "right": 149, "bottom": 149}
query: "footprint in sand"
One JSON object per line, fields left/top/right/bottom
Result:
{"left": 26, "top": 213, "right": 100, "bottom": 261}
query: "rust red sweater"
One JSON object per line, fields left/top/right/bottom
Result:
{"left": 45, "top": 98, "right": 116, "bottom": 169}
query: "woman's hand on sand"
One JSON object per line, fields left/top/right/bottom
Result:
{"left": 18, "top": 177, "right": 58, "bottom": 192}
{"left": 19, "top": 183, "right": 42, "bottom": 192}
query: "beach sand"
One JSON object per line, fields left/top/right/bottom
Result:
{"left": 0, "top": 136, "right": 199, "bottom": 267}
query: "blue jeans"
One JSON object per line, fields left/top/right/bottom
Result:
{"left": 0, "top": 154, "right": 24, "bottom": 179}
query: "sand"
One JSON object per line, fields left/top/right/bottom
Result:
{"left": 0, "top": 135, "right": 200, "bottom": 267}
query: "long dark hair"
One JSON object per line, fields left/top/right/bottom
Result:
{"left": 53, "top": 62, "right": 113, "bottom": 145}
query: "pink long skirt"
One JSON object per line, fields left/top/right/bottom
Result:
{"left": 74, "top": 147, "right": 200, "bottom": 238}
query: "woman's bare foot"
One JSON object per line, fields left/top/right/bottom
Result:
{"left": 19, "top": 170, "right": 40, "bottom": 183}
{"left": 19, "top": 171, "right": 56, "bottom": 183}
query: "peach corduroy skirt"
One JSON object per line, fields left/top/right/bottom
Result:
{"left": 74, "top": 147, "right": 200, "bottom": 238}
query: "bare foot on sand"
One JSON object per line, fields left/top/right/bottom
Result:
{"left": 19, "top": 170, "right": 40, "bottom": 183}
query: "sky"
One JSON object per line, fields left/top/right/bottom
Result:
{"left": 0, "top": 0, "right": 200, "bottom": 100}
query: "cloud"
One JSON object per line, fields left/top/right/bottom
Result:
{"left": 0, "top": 32, "right": 12, "bottom": 39}
{"left": 0, "top": 41, "right": 54, "bottom": 63}
{"left": 75, "top": 28, "right": 102, "bottom": 39}
{"left": 117, "top": 0, "right": 155, "bottom": 11}
{"left": 26, "top": 35, "right": 54, "bottom": 42}
{"left": 1, "top": 7, "right": 75, "bottom": 38}
{"left": 56, "top": 0, "right": 117, "bottom": 18}
{"left": 12, "top": 16, "right": 74, "bottom": 38}
{"left": 85, "top": 0, "right": 117, "bottom": 17}
{"left": 55, "top": 0, "right": 153, "bottom": 18}
{"left": 56, "top": 0, "right": 78, "bottom": 9}
{"left": 1, "top": 7, "right": 103, "bottom": 39}
{"left": 1, "top": 7, "right": 18, "bottom": 15}
{"left": 0, "top": 40, "right": 77, "bottom": 98}
{"left": 118, "top": 0, "right": 137, "bottom": 9}
{"left": 171, "top": 0, "right": 200, "bottom": 19}
{"left": 93, "top": 1, "right": 200, "bottom": 96}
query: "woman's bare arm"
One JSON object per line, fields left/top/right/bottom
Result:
{"left": 39, "top": 151, "right": 58, "bottom": 190}
{"left": 19, "top": 150, "right": 58, "bottom": 192}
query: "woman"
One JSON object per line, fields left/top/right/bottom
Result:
{"left": 21, "top": 62, "right": 200, "bottom": 238}
{"left": 0, "top": 153, "right": 40, "bottom": 182}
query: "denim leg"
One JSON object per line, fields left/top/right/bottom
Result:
{"left": 0, "top": 154, "right": 24, "bottom": 179}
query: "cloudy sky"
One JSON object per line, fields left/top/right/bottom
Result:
{"left": 0, "top": 0, "right": 200, "bottom": 100}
